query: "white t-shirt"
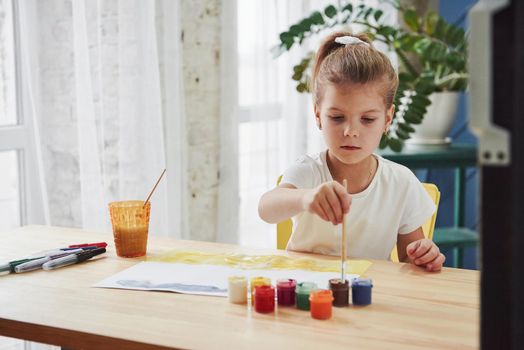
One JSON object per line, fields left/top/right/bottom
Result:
{"left": 280, "top": 150, "right": 436, "bottom": 260}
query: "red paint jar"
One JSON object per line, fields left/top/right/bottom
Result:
{"left": 254, "top": 285, "right": 275, "bottom": 313}
{"left": 277, "top": 279, "right": 297, "bottom": 306}
{"left": 309, "top": 289, "right": 334, "bottom": 320}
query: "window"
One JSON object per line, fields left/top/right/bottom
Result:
{"left": 0, "top": 0, "right": 47, "bottom": 232}
{"left": 0, "top": 0, "right": 22, "bottom": 232}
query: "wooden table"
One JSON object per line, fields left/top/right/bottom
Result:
{"left": 0, "top": 226, "right": 479, "bottom": 349}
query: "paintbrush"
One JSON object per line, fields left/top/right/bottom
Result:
{"left": 143, "top": 169, "right": 167, "bottom": 208}
{"left": 341, "top": 178, "right": 348, "bottom": 282}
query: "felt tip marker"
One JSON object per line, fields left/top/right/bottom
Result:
{"left": 14, "top": 256, "right": 51, "bottom": 273}
{"left": 68, "top": 242, "right": 107, "bottom": 249}
{"left": 60, "top": 246, "right": 99, "bottom": 251}
{"left": 0, "top": 257, "right": 46, "bottom": 276}
{"left": 42, "top": 248, "right": 106, "bottom": 270}
{"left": 30, "top": 245, "right": 104, "bottom": 257}
{"left": 14, "top": 249, "right": 84, "bottom": 273}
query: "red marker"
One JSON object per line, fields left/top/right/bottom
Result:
{"left": 68, "top": 242, "right": 107, "bottom": 249}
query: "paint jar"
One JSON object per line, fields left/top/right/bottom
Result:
{"left": 254, "top": 285, "right": 275, "bottom": 313}
{"left": 277, "top": 279, "right": 297, "bottom": 306}
{"left": 329, "top": 278, "right": 349, "bottom": 307}
{"left": 228, "top": 276, "right": 247, "bottom": 304}
{"left": 351, "top": 278, "right": 373, "bottom": 305}
{"left": 309, "top": 289, "right": 334, "bottom": 320}
{"left": 295, "top": 282, "right": 317, "bottom": 311}
{"left": 250, "top": 276, "right": 271, "bottom": 305}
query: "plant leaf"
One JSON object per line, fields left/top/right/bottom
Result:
{"left": 403, "top": 8, "right": 419, "bottom": 32}
{"left": 446, "top": 26, "right": 466, "bottom": 47}
{"left": 289, "top": 25, "right": 301, "bottom": 36}
{"left": 413, "top": 37, "right": 432, "bottom": 55}
{"left": 376, "top": 25, "right": 397, "bottom": 39}
{"left": 389, "top": 138, "right": 403, "bottom": 152}
{"left": 398, "top": 122, "right": 415, "bottom": 133}
{"left": 379, "top": 134, "right": 388, "bottom": 149}
{"left": 433, "top": 18, "right": 448, "bottom": 41}
{"left": 310, "top": 11, "right": 325, "bottom": 25}
{"left": 403, "top": 112, "right": 423, "bottom": 124}
{"left": 342, "top": 4, "right": 353, "bottom": 13}
{"left": 298, "top": 18, "right": 312, "bottom": 32}
{"left": 398, "top": 72, "right": 416, "bottom": 83}
{"left": 396, "top": 128, "right": 410, "bottom": 140}
{"left": 324, "top": 5, "right": 337, "bottom": 19}
{"left": 374, "top": 9, "right": 383, "bottom": 22}
{"left": 446, "top": 51, "right": 465, "bottom": 70}
{"left": 423, "top": 11, "right": 439, "bottom": 35}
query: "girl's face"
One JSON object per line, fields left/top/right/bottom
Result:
{"left": 315, "top": 82, "right": 394, "bottom": 166}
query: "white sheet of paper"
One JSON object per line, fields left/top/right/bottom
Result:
{"left": 93, "top": 262, "right": 358, "bottom": 297}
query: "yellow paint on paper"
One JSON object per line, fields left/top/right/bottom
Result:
{"left": 150, "top": 251, "right": 372, "bottom": 276}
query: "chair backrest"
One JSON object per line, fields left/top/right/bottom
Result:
{"left": 390, "top": 183, "right": 440, "bottom": 262}
{"left": 275, "top": 177, "right": 440, "bottom": 259}
{"left": 276, "top": 175, "right": 293, "bottom": 250}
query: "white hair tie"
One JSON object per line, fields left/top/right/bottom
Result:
{"left": 334, "top": 36, "right": 369, "bottom": 47}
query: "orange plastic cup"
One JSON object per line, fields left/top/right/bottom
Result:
{"left": 109, "top": 200, "right": 151, "bottom": 257}
{"left": 309, "top": 289, "right": 334, "bottom": 320}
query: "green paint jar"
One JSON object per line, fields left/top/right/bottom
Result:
{"left": 295, "top": 282, "right": 317, "bottom": 310}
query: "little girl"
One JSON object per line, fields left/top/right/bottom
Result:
{"left": 258, "top": 32, "right": 445, "bottom": 272}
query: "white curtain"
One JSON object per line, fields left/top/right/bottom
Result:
{"left": 237, "top": 0, "right": 396, "bottom": 248}
{"left": 17, "top": 0, "right": 186, "bottom": 238}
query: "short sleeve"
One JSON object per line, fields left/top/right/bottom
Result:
{"left": 280, "top": 156, "right": 317, "bottom": 189}
{"left": 398, "top": 174, "right": 437, "bottom": 234}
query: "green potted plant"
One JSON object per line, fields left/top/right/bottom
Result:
{"left": 272, "top": 0, "right": 468, "bottom": 151}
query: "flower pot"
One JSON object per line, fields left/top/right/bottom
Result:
{"left": 405, "top": 91, "right": 460, "bottom": 148}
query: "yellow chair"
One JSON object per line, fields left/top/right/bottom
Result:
{"left": 390, "top": 183, "right": 440, "bottom": 262}
{"left": 276, "top": 177, "right": 440, "bottom": 262}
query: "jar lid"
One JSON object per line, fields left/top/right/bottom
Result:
{"left": 254, "top": 285, "right": 275, "bottom": 297}
{"left": 250, "top": 276, "right": 271, "bottom": 287}
{"left": 352, "top": 278, "right": 373, "bottom": 287}
{"left": 295, "top": 281, "right": 317, "bottom": 294}
{"left": 277, "top": 278, "right": 297, "bottom": 288}
{"left": 309, "top": 289, "right": 334, "bottom": 302}
{"left": 228, "top": 276, "right": 247, "bottom": 285}
{"left": 329, "top": 278, "right": 349, "bottom": 290}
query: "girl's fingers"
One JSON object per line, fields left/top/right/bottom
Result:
{"left": 311, "top": 202, "right": 329, "bottom": 222}
{"left": 319, "top": 199, "right": 336, "bottom": 225}
{"left": 406, "top": 240, "right": 420, "bottom": 257}
{"left": 408, "top": 239, "right": 432, "bottom": 260}
{"left": 325, "top": 188, "right": 343, "bottom": 223}
{"left": 414, "top": 245, "right": 440, "bottom": 265}
{"left": 426, "top": 253, "right": 446, "bottom": 272}
{"left": 333, "top": 184, "right": 351, "bottom": 214}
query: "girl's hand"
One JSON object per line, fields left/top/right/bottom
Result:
{"left": 301, "top": 181, "right": 351, "bottom": 225}
{"left": 406, "top": 238, "right": 445, "bottom": 272}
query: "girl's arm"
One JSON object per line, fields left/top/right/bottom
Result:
{"left": 397, "top": 228, "right": 445, "bottom": 272}
{"left": 258, "top": 182, "right": 351, "bottom": 224}
{"left": 258, "top": 184, "right": 309, "bottom": 224}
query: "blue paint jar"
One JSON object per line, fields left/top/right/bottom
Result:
{"left": 351, "top": 278, "right": 373, "bottom": 305}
